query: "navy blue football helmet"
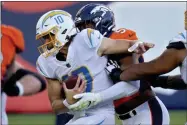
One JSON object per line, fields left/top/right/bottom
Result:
{"left": 74, "top": 3, "right": 115, "bottom": 36}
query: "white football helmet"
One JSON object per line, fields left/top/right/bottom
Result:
{"left": 36, "top": 10, "right": 77, "bottom": 57}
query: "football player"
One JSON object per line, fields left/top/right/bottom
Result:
{"left": 1, "top": 24, "right": 46, "bottom": 125}
{"left": 35, "top": 9, "right": 153, "bottom": 124}
{"left": 69, "top": 3, "right": 170, "bottom": 125}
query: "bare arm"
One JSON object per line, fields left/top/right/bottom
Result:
{"left": 97, "top": 37, "right": 136, "bottom": 56}
{"left": 120, "top": 48, "right": 186, "bottom": 81}
{"left": 46, "top": 78, "right": 68, "bottom": 113}
{"left": 98, "top": 37, "right": 154, "bottom": 56}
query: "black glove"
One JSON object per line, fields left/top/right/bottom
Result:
{"left": 105, "top": 60, "right": 122, "bottom": 84}
{"left": 148, "top": 75, "right": 187, "bottom": 90}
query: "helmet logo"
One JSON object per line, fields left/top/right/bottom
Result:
{"left": 90, "top": 6, "right": 111, "bottom": 16}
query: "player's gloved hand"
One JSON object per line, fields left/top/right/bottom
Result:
{"left": 105, "top": 60, "right": 122, "bottom": 84}
{"left": 68, "top": 92, "right": 102, "bottom": 111}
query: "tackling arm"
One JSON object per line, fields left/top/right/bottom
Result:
{"left": 120, "top": 48, "right": 186, "bottom": 81}
{"left": 97, "top": 37, "right": 136, "bottom": 56}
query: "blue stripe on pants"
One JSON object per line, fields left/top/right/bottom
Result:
{"left": 148, "top": 97, "right": 163, "bottom": 125}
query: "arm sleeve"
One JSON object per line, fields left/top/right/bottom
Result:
{"left": 98, "top": 81, "right": 138, "bottom": 102}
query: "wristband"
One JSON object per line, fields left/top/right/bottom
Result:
{"left": 63, "top": 99, "right": 70, "bottom": 108}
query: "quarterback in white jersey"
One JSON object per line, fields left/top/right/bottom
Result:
{"left": 35, "top": 10, "right": 154, "bottom": 124}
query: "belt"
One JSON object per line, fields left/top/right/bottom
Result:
{"left": 116, "top": 109, "right": 137, "bottom": 120}
{"left": 115, "top": 89, "right": 156, "bottom": 114}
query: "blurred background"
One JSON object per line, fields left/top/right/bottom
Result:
{"left": 1, "top": 1, "right": 187, "bottom": 125}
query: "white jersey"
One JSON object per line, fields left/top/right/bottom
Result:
{"left": 168, "top": 30, "right": 187, "bottom": 83}
{"left": 36, "top": 28, "right": 114, "bottom": 111}
{"left": 36, "top": 29, "right": 113, "bottom": 91}
{"left": 36, "top": 54, "right": 72, "bottom": 82}
{"left": 66, "top": 28, "right": 113, "bottom": 93}
{"left": 65, "top": 28, "right": 115, "bottom": 111}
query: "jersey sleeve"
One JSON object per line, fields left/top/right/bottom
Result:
{"left": 36, "top": 55, "right": 56, "bottom": 79}
{"left": 116, "top": 28, "right": 138, "bottom": 40}
{"left": 126, "top": 30, "right": 138, "bottom": 40}
{"left": 167, "top": 31, "right": 187, "bottom": 50}
{"left": 108, "top": 28, "right": 139, "bottom": 61}
{"left": 72, "top": 28, "right": 104, "bottom": 60}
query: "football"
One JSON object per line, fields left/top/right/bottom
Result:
{"left": 61, "top": 75, "right": 80, "bottom": 99}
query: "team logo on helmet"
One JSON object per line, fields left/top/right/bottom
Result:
{"left": 90, "top": 5, "right": 111, "bottom": 15}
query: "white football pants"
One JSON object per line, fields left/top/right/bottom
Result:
{"left": 66, "top": 107, "right": 115, "bottom": 125}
